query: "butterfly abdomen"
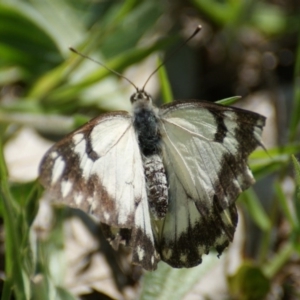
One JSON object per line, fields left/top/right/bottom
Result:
{"left": 143, "top": 154, "right": 168, "bottom": 219}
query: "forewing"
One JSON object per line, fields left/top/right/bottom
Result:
{"left": 160, "top": 100, "right": 265, "bottom": 210}
{"left": 40, "top": 112, "right": 141, "bottom": 227}
{"left": 158, "top": 100, "right": 265, "bottom": 267}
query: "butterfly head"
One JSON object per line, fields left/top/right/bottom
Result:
{"left": 130, "top": 89, "right": 152, "bottom": 105}
{"left": 130, "top": 89, "right": 153, "bottom": 112}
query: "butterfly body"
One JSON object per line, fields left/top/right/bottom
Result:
{"left": 131, "top": 90, "right": 168, "bottom": 220}
{"left": 40, "top": 92, "right": 265, "bottom": 271}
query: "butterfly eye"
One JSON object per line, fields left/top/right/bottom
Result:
{"left": 130, "top": 94, "right": 137, "bottom": 103}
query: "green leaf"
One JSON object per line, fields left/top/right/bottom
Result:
{"left": 249, "top": 144, "right": 300, "bottom": 179}
{"left": 0, "top": 3, "right": 63, "bottom": 77}
{"left": 251, "top": 144, "right": 300, "bottom": 159}
{"left": 157, "top": 58, "right": 173, "bottom": 104}
{"left": 251, "top": 3, "right": 286, "bottom": 36}
{"left": 289, "top": 28, "right": 300, "bottom": 141}
{"left": 240, "top": 189, "right": 271, "bottom": 232}
{"left": 31, "top": 273, "right": 77, "bottom": 300}
{"left": 0, "top": 138, "right": 31, "bottom": 300}
{"left": 191, "top": 0, "right": 240, "bottom": 26}
{"left": 228, "top": 262, "right": 270, "bottom": 300}
{"left": 274, "top": 181, "right": 299, "bottom": 231}
{"left": 216, "top": 96, "right": 242, "bottom": 106}
{"left": 263, "top": 243, "right": 294, "bottom": 278}
{"left": 140, "top": 255, "right": 220, "bottom": 300}
{"left": 292, "top": 155, "right": 300, "bottom": 240}
{"left": 100, "top": 1, "right": 163, "bottom": 59}
{"left": 292, "top": 155, "right": 300, "bottom": 198}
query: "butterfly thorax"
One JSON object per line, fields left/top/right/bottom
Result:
{"left": 131, "top": 90, "right": 168, "bottom": 220}
{"left": 131, "top": 90, "right": 160, "bottom": 156}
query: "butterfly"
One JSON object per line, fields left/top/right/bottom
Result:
{"left": 39, "top": 86, "right": 265, "bottom": 271}
{"left": 39, "top": 25, "right": 265, "bottom": 271}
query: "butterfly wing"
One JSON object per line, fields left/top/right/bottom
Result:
{"left": 158, "top": 100, "right": 265, "bottom": 267}
{"left": 39, "top": 112, "right": 159, "bottom": 270}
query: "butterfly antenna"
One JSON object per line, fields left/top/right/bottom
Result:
{"left": 69, "top": 47, "right": 138, "bottom": 91}
{"left": 142, "top": 25, "right": 202, "bottom": 91}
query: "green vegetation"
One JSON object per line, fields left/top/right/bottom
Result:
{"left": 1, "top": 0, "right": 300, "bottom": 299}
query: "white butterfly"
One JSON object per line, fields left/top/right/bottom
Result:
{"left": 39, "top": 24, "right": 265, "bottom": 270}
{"left": 39, "top": 87, "right": 265, "bottom": 271}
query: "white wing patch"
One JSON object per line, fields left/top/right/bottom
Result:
{"left": 51, "top": 156, "right": 65, "bottom": 185}
{"left": 61, "top": 180, "right": 72, "bottom": 198}
{"left": 131, "top": 188, "right": 160, "bottom": 268}
{"left": 74, "top": 193, "right": 83, "bottom": 205}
